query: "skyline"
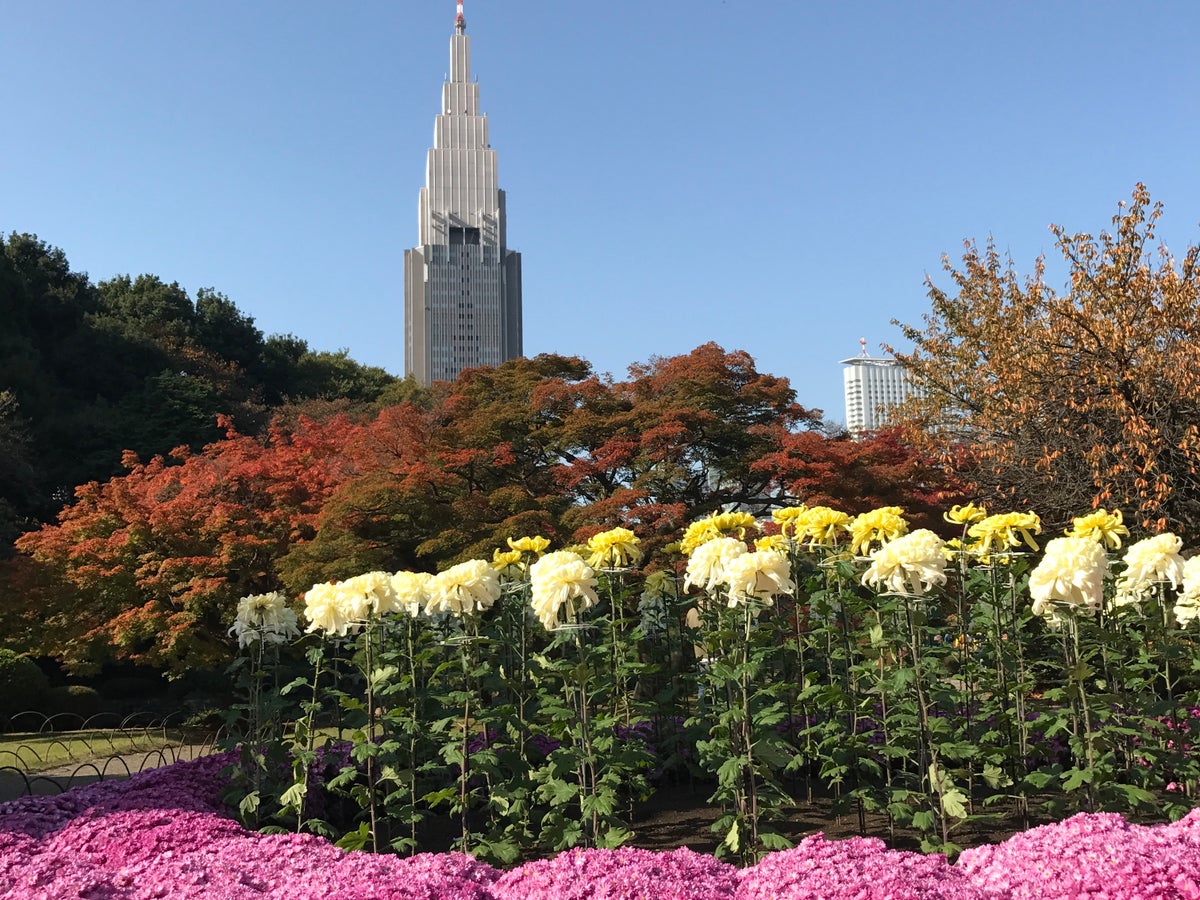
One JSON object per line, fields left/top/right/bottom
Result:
{"left": 3, "top": 2, "right": 1199, "bottom": 424}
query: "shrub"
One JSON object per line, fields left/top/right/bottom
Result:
{"left": 48, "top": 685, "right": 103, "bottom": 720}
{"left": 0, "top": 650, "right": 50, "bottom": 727}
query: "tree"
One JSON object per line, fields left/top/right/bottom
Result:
{"left": 891, "top": 185, "right": 1200, "bottom": 536}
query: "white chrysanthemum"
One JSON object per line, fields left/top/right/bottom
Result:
{"left": 1114, "top": 533, "right": 1185, "bottom": 606}
{"left": 723, "top": 549, "right": 795, "bottom": 609}
{"left": 230, "top": 591, "right": 300, "bottom": 648}
{"left": 1028, "top": 536, "right": 1108, "bottom": 617}
{"left": 1173, "top": 556, "right": 1200, "bottom": 627}
{"left": 426, "top": 559, "right": 501, "bottom": 618}
{"left": 341, "top": 571, "right": 402, "bottom": 617}
{"left": 860, "top": 529, "right": 948, "bottom": 597}
{"left": 392, "top": 571, "right": 435, "bottom": 618}
{"left": 529, "top": 550, "right": 599, "bottom": 631}
{"left": 683, "top": 536, "right": 748, "bottom": 594}
{"left": 304, "top": 582, "right": 355, "bottom": 637}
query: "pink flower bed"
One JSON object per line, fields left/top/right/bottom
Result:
{"left": 3, "top": 755, "right": 1200, "bottom": 898}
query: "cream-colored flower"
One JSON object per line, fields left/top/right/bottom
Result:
{"left": 849, "top": 507, "right": 908, "bottom": 556}
{"left": 304, "top": 581, "right": 355, "bottom": 637}
{"left": 1114, "top": 533, "right": 1185, "bottom": 605}
{"left": 771, "top": 506, "right": 808, "bottom": 537}
{"left": 683, "top": 536, "right": 748, "bottom": 594}
{"left": 860, "top": 529, "right": 948, "bottom": 596}
{"left": 426, "top": 559, "right": 501, "bottom": 618}
{"left": 340, "top": 571, "right": 401, "bottom": 617}
{"left": 392, "top": 571, "right": 435, "bottom": 618}
{"left": 1066, "top": 508, "right": 1130, "bottom": 551}
{"left": 792, "top": 506, "right": 852, "bottom": 548}
{"left": 724, "top": 549, "right": 795, "bottom": 608}
{"left": 230, "top": 591, "right": 299, "bottom": 648}
{"left": 1174, "top": 556, "right": 1200, "bottom": 626}
{"left": 968, "top": 511, "right": 1042, "bottom": 561}
{"left": 1028, "top": 536, "right": 1108, "bottom": 616}
{"left": 585, "top": 526, "right": 643, "bottom": 570}
{"left": 529, "top": 550, "right": 599, "bottom": 630}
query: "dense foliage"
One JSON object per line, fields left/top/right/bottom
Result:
{"left": 0, "top": 232, "right": 409, "bottom": 552}
{"left": 7, "top": 345, "right": 951, "bottom": 673}
{"left": 891, "top": 185, "right": 1200, "bottom": 538}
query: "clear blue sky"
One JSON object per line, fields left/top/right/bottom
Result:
{"left": 3, "top": 2, "right": 1199, "bottom": 425}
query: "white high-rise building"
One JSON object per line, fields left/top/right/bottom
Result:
{"left": 841, "top": 340, "right": 914, "bottom": 435}
{"left": 403, "top": 2, "right": 523, "bottom": 385}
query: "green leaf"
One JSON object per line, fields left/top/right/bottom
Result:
{"left": 334, "top": 822, "right": 372, "bottom": 852}
{"left": 759, "top": 831, "right": 794, "bottom": 851}
{"left": 279, "top": 782, "right": 307, "bottom": 811}
{"left": 1062, "top": 768, "right": 1092, "bottom": 791}
{"left": 725, "top": 819, "right": 740, "bottom": 854}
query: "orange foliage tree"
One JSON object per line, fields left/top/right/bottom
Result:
{"left": 891, "top": 185, "right": 1200, "bottom": 536}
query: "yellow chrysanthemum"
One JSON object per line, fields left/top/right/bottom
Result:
{"left": 754, "top": 534, "right": 790, "bottom": 554}
{"left": 492, "top": 548, "right": 525, "bottom": 580}
{"left": 507, "top": 535, "right": 551, "bottom": 557}
{"left": 849, "top": 507, "right": 908, "bottom": 556}
{"left": 792, "top": 506, "right": 852, "bottom": 548}
{"left": 967, "top": 512, "right": 1042, "bottom": 561}
{"left": 1065, "top": 508, "right": 1130, "bottom": 551}
{"left": 585, "top": 526, "right": 643, "bottom": 570}
{"left": 771, "top": 506, "right": 808, "bottom": 537}
{"left": 679, "top": 512, "right": 757, "bottom": 554}
{"left": 944, "top": 503, "right": 987, "bottom": 526}
{"left": 861, "top": 529, "right": 948, "bottom": 596}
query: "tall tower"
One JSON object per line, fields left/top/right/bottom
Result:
{"left": 404, "top": 1, "right": 523, "bottom": 385}
{"left": 841, "top": 339, "right": 916, "bottom": 436}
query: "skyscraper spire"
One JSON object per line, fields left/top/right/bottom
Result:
{"left": 455, "top": 1, "right": 465, "bottom": 34}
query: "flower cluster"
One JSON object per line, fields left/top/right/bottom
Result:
{"left": 679, "top": 511, "right": 757, "bottom": 554}
{"left": 848, "top": 506, "right": 907, "bottom": 556}
{"left": 427, "top": 559, "right": 503, "bottom": 618}
{"left": 9, "top": 757, "right": 1200, "bottom": 899}
{"left": 585, "top": 526, "right": 642, "bottom": 570}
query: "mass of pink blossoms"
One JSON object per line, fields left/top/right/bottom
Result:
{"left": 3, "top": 755, "right": 1200, "bottom": 898}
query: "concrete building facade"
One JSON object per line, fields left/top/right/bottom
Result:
{"left": 841, "top": 342, "right": 915, "bottom": 435}
{"left": 404, "top": 2, "right": 522, "bottom": 385}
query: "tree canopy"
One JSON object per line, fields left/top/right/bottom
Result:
{"left": 891, "top": 185, "right": 1200, "bottom": 536}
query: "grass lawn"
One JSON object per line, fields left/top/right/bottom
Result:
{"left": 0, "top": 727, "right": 199, "bottom": 774}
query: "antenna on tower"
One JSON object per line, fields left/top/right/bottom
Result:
{"left": 859, "top": 337, "right": 868, "bottom": 358}
{"left": 455, "top": 0, "right": 466, "bottom": 33}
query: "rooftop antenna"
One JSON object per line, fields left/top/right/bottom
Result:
{"left": 859, "top": 337, "right": 868, "bottom": 358}
{"left": 455, "top": 0, "right": 466, "bottom": 33}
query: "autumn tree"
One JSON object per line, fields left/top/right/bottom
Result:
{"left": 891, "top": 185, "right": 1200, "bottom": 536}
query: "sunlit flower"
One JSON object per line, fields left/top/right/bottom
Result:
{"left": 529, "top": 550, "right": 599, "bottom": 630}
{"left": 792, "top": 506, "right": 852, "bottom": 548}
{"left": 944, "top": 502, "right": 987, "bottom": 526}
{"left": 585, "top": 526, "right": 643, "bottom": 569}
{"left": 683, "top": 536, "right": 748, "bottom": 594}
{"left": 340, "top": 571, "right": 401, "bottom": 617}
{"left": 1114, "top": 533, "right": 1185, "bottom": 606}
{"left": 507, "top": 535, "right": 551, "bottom": 557}
{"left": 1066, "top": 508, "right": 1130, "bottom": 551}
{"left": 968, "top": 511, "right": 1042, "bottom": 561}
{"left": 771, "top": 505, "right": 808, "bottom": 536}
{"left": 724, "top": 549, "right": 795, "bottom": 608}
{"left": 1028, "top": 536, "right": 1108, "bottom": 617}
{"left": 753, "top": 534, "right": 790, "bottom": 553}
{"left": 860, "top": 529, "right": 947, "bottom": 596}
{"left": 392, "top": 570, "right": 435, "bottom": 617}
{"left": 1174, "top": 556, "right": 1200, "bottom": 627}
{"left": 303, "top": 581, "right": 355, "bottom": 636}
{"left": 679, "top": 512, "right": 757, "bottom": 554}
{"left": 849, "top": 507, "right": 908, "bottom": 556}
{"left": 229, "top": 591, "right": 299, "bottom": 648}
{"left": 491, "top": 548, "right": 525, "bottom": 580}
{"left": 426, "top": 559, "right": 501, "bottom": 618}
